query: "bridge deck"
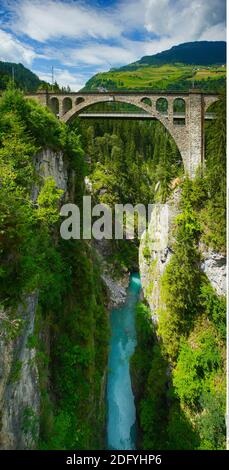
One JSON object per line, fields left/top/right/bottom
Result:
{"left": 27, "top": 90, "right": 219, "bottom": 97}
{"left": 78, "top": 112, "right": 215, "bottom": 120}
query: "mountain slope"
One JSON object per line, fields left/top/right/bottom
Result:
{"left": 0, "top": 61, "right": 52, "bottom": 92}
{"left": 121, "top": 41, "right": 226, "bottom": 70}
{"left": 83, "top": 41, "right": 226, "bottom": 92}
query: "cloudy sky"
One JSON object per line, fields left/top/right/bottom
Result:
{"left": 0, "top": 0, "right": 226, "bottom": 90}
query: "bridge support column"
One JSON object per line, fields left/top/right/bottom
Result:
{"left": 187, "top": 91, "right": 204, "bottom": 177}
{"left": 58, "top": 99, "right": 65, "bottom": 119}
{"left": 167, "top": 98, "right": 173, "bottom": 122}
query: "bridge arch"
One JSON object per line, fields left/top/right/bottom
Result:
{"left": 173, "top": 98, "right": 186, "bottom": 113}
{"left": 62, "top": 96, "right": 152, "bottom": 122}
{"left": 141, "top": 97, "right": 152, "bottom": 107}
{"left": 173, "top": 98, "right": 186, "bottom": 126}
{"left": 204, "top": 95, "right": 219, "bottom": 113}
{"left": 63, "top": 97, "right": 72, "bottom": 115}
{"left": 156, "top": 97, "right": 168, "bottom": 114}
{"left": 62, "top": 96, "right": 188, "bottom": 170}
{"left": 76, "top": 96, "right": 85, "bottom": 105}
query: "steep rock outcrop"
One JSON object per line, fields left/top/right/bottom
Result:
{"left": 139, "top": 187, "right": 226, "bottom": 320}
{"left": 200, "top": 244, "right": 226, "bottom": 296}
{"left": 0, "top": 294, "right": 39, "bottom": 449}
{"left": 93, "top": 239, "right": 129, "bottom": 308}
{"left": 32, "top": 148, "right": 68, "bottom": 200}
{"left": 139, "top": 189, "right": 181, "bottom": 318}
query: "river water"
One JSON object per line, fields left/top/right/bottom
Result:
{"left": 107, "top": 273, "right": 142, "bottom": 450}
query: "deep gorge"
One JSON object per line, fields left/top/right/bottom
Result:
{"left": 0, "top": 88, "right": 226, "bottom": 450}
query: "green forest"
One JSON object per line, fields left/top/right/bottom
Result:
{"left": 0, "top": 80, "right": 226, "bottom": 450}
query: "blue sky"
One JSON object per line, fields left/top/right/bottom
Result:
{"left": 0, "top": 0, "right": 226, "bottom": 90}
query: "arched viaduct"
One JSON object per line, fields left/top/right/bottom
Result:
{"left": 26, "top": 90, "right": 219, "bottom": 178}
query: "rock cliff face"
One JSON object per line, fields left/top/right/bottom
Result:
{"left": 93, "top": 239, "right": 129, "bottom": 308}
{"left": 32, "top": 148, "right": 68, "bottom": 200}
{"left": 0, "top": 294, "right": 39, "bottom": 449}
{"left": 0, "top": 149, "right": 68, "bottom": 449}
{"left": 139, "top": 187, "right": 226, "bottom": 320}
{"left": 200, "top": 244, "right": 226, "bottom": 297}
{"left": 139, "top": 189, "right": 181, "bottom": 319}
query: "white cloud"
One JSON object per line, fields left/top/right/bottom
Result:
{"left": 9, "top": 0, "right": 121, "bottom": 42}
{"left": 36, "top": 68, "right": 86, "bottom": 91}
{"left": 116, "top": 0, "right": 146, "bottom": 30}
{"left": 124, "top": 0, "right": 226, "bottom": 57}
{"left": 0, "top": 28, "right": 36, "bottom": 64}
{"left": 44, "top": 41, "right": 144, "bottom": 68}
{"left": 142, "top": 0, "right": 226, "bottom": 43}
{"left": 199, "top": 22, "right": 226, "bottom": 41}
{"left": 71, "top": 44, "right": 136, "bottom": 66}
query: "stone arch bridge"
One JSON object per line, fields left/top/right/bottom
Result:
{"left": 26, "top": 90, "right": 218, "bottom": 177}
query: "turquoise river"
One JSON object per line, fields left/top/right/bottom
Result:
{"left": 107, "top": 273, "right": 142, "bottom": 450}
